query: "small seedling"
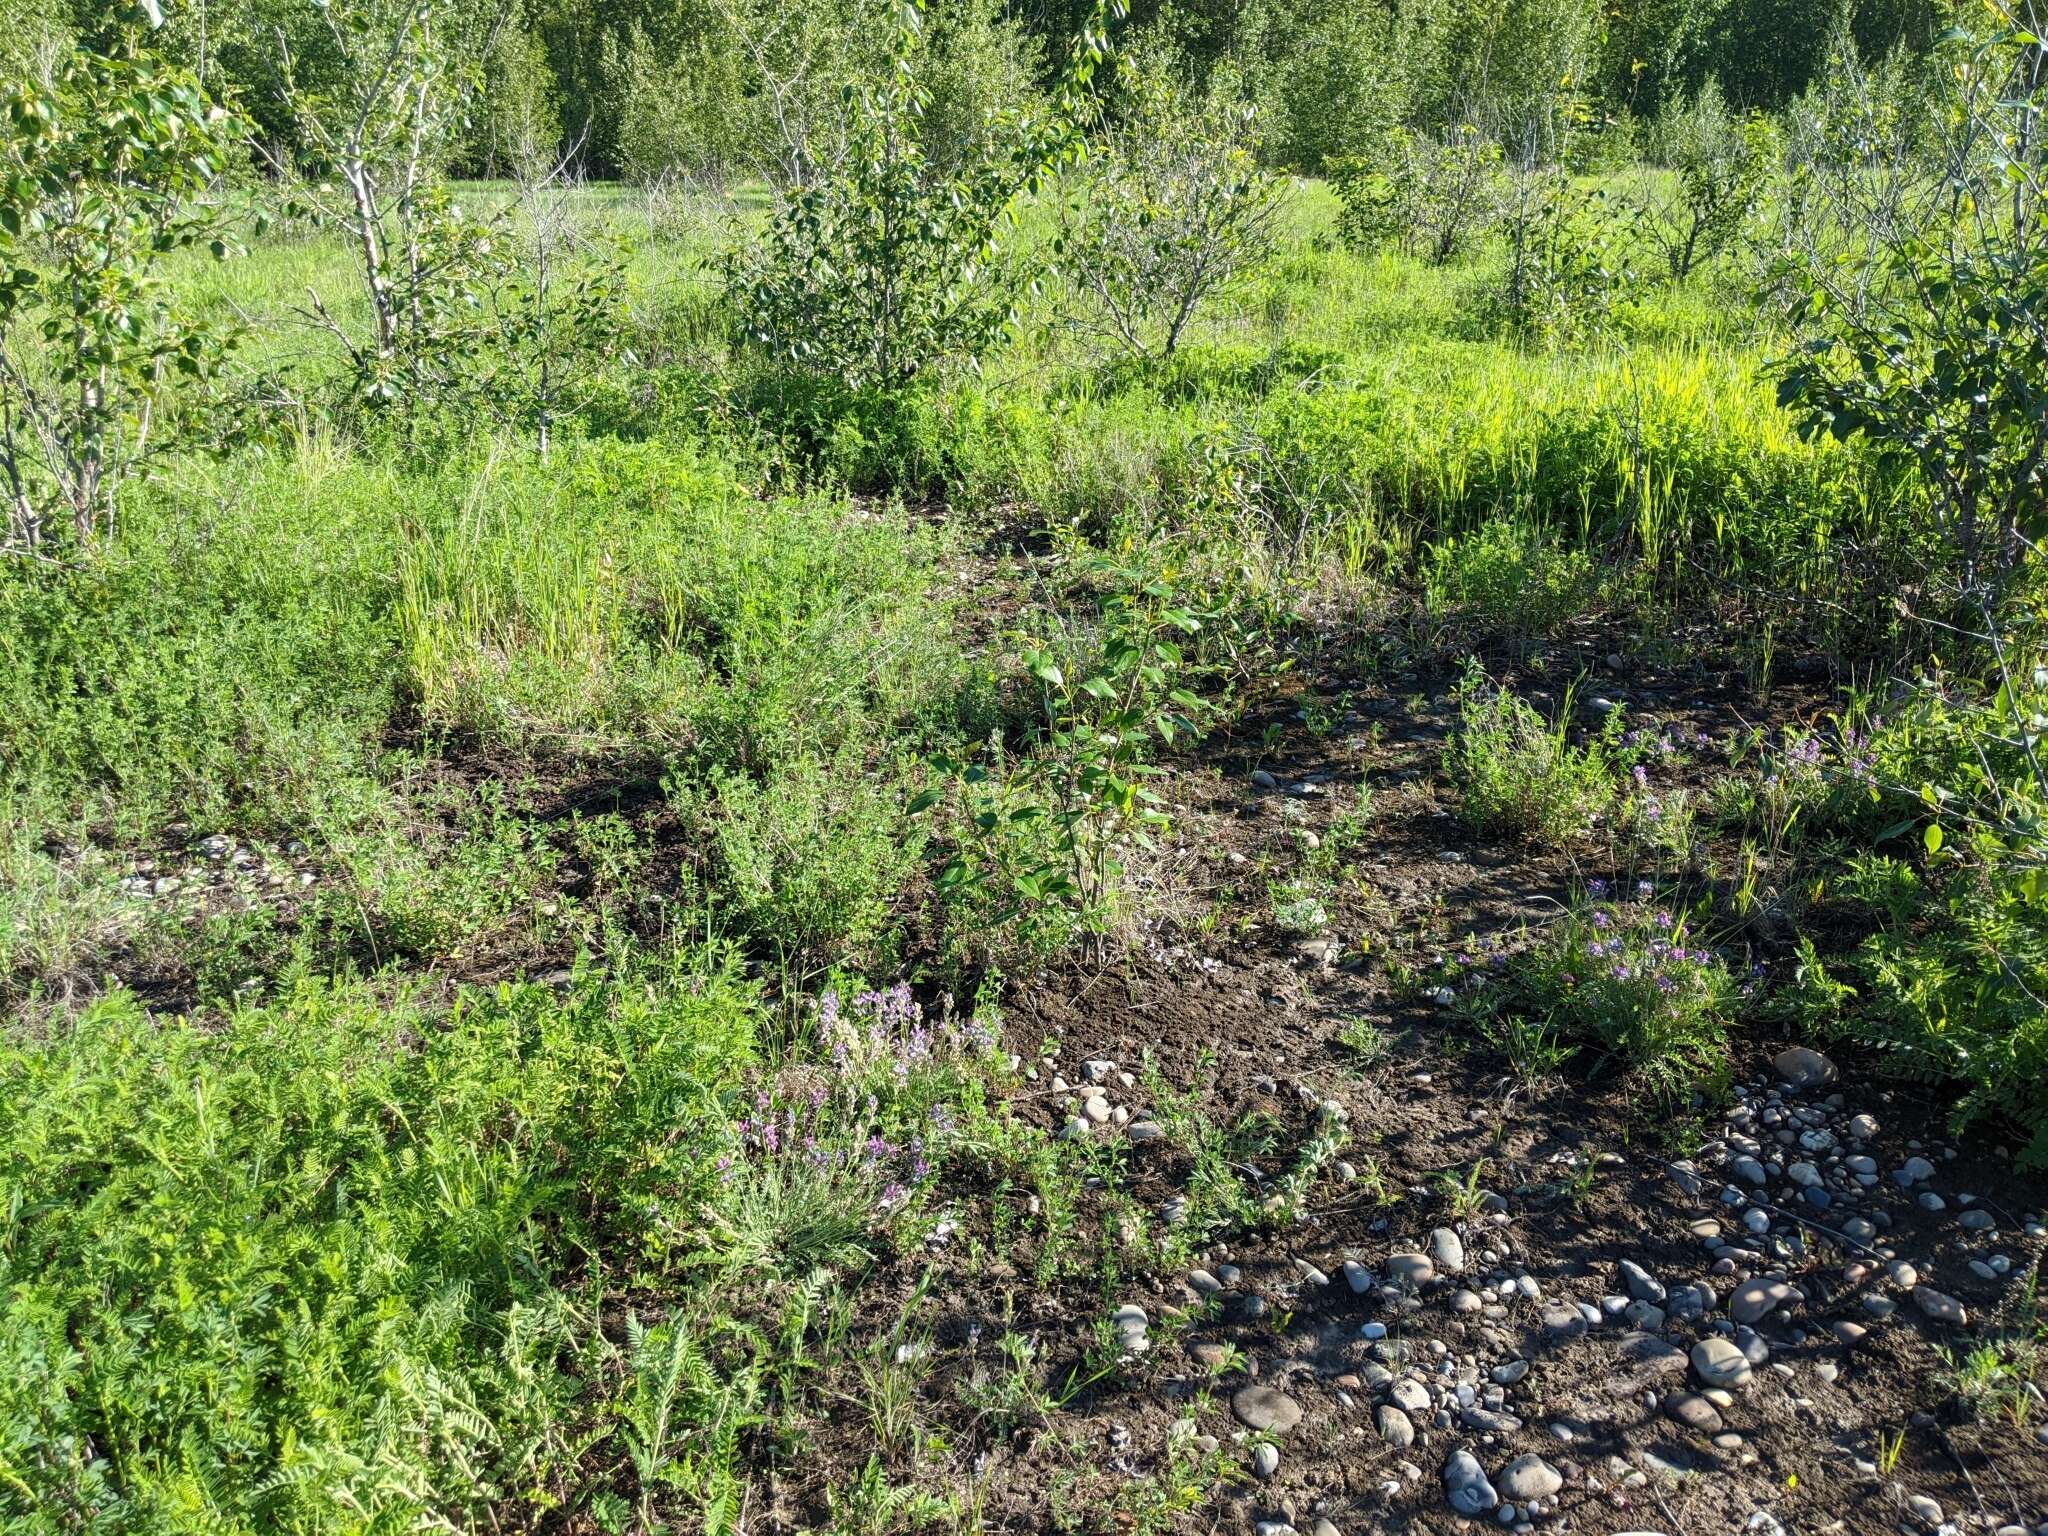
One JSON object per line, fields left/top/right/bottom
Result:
{"left": 1337, "top": 1015, "right": 1390, "bottom": 1067}
{"left": 1437, "top": 1159, "right": 1489, "bottom": 1220}
{"left": 1876, "top": 1426, "right": 1905, "bottom": 1475}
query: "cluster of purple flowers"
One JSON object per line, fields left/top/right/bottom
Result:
{"left": 1453, "top": 930, "right": 1510, "bottom": 972}
{"left": 1584, "top": 878, "right": 1657, "bottom": 900}
{"left": 1440, "top": 883, "right": 1729, "bottom": 1001}
{"left": 713, "top": 1081, "right": 942, "bottom": 1212}
{"left": 818, "top": 982, "right": 999, "bottom": 1084}
{"left": 1623, "top": 725, "right": 1716, "bottom": 758}
{"left": 1627, "top": 762, "right": 1670, "bottom": 823}
{"left": 1560, "top": 898, "right": 1735, "bottom": 1005}
{"left": 1761, "top": 721, "right": 1885, "bottom": 794}
{"left": 1837, "top": 721, "right": 1882, "bottom": 785}
{"left": 725, "top": 1084, "right": 828, "bottom": 1161}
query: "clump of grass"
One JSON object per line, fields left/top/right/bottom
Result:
{"left": 1337, "top": 1014, "right": 1390, "bottom": 1066}
{"left": 1421, "top": 515, "right": 1599, "bottom": 640}
{"left": 1443, "top": 662, "right": 1622, "bottom": 842}
{"left": 394, "top": 438, "right": 968, "bottom": 769}
{"left": 0, "top": 817, "right": 141, "bottom": 1005}
{"left": 1939, "top": 1337, "right": 2040, "bottom": 1425}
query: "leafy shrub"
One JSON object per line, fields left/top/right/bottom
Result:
{"left": 1239, "top": 0, "right": 1434, "bottom": 171}
{"left": 1636, "top": 78, "right": 1776, "bottom": 282}
{"left": 918, "top": 560, "right": 1211, "bottom": 963}
{"left": 1443, "top": 663, "right": 1621, "bottom": 842}
{"left": 914, "top": 0, "right": 1047, "bottom": 179}
{"left": 726, "top": 0, "right": 1091, "bottom": 390}
{"left": 0, "top": 966, "right": 760, "bottom": 1531}
{"left": 1054, "top": 49, "right": 1282, "bottom": 360}
{"left": 1773, "top": 6, "right": 2048, "bottom": 603}
{"left": 690, "top": 750, "right": 927, "bottom": 983}
{"left": 467, "top": 166, "right": 632, "bottom": 458}
{"left": 923, "top": 735, "right": 1085, "bottom": 979}
{"left": 1330, "top": 125, "right": 1504, "bottom": 264}
{"left": 733, "top": 368, "right": 960, "bottom": 493}
{"left": 276, "top": 0, "right": 516, "bottom": 409}
{"left": 1806, "top": 664, "right": 2048, "bottom": 1165}
{"left": 1849, "top": 855, "right": 2048, "bottom": 1161}
{"left": 608, "top": 22, "right": 754, "bottom": 186}
{"left": 1495, "top": 173, "right": 1643, "bottom": 339}
{"left": 0, "top": 22, "right": 246, "bottom": 554}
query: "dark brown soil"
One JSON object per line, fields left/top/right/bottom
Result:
{"left": 742, "top": 625, "right": 2048, "bottom": 1536}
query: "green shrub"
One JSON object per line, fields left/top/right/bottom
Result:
{"left": 0, "top": 23, "right": 247, "bottom": 555}
{"left": 608, "top": 22, "right": 754, "bottom": 186}
{"left": 918, "top": 559, "right": 1212, "bottom": 963}
{"left": 1846, "top": 853, "right": 2048, "bottom": 1163}
{"left": 924, "top": 740, "right": 1085, "bottom": 980}
{"left": 1636, "top": 79, "right": 1776, "bottom": 282}
{"left": 1443, "top": 664, "right": 1621, "bottom": 842}
{"left": 689, "top": 750, "right": 927, "bottom": 982}
{"left": 0, "top": 444, "right": 403, "bottom": 838}
{"left": 1329, "top": 125, "right": 1504, "bottom": 264}
{"left": 1054, "top": 46, "right": 1282, "bottom": 361}
{"left": 1240, "top": 0, "right": 1432, "bottom": 171}
{"left": 1467, "top": 890, "right": 1738, "bottom": 1103}
{"left": 1421, "top": 516, "right": 1597, "bottom": 638}
{"left": 1495, "top": 173, "right": 1644, "bottom": 340}
{"left": 1807, "top": 668, "right": 2048, "bottom": 1166}
{"left": 723, "top": 0, "right": 1085, "bottom": 391}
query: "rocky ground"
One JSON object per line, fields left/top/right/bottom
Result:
{"left": 1005, "top": 1017, "right": 2047, "bottom": 1536}
{"left": 963, "top": 658, "right": 2048, "bottom": 1536}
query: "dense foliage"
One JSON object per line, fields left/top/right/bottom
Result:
{"left": 0, "top": 0, "right": 1952, "bottom": 179}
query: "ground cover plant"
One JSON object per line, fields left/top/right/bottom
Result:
{"left": 4, "top": 0, "right": 2048, "bottom": 1532}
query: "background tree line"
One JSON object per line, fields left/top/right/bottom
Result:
{"left": 0, "top": 0, "right": 1942, "bottom": 181}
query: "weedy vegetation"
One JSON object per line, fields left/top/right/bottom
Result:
{"left": 3, "top": 0, "right": 2048, "bottom": 1527}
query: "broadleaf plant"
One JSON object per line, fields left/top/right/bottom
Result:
{"left": 0, "top": 8, "right": 248, "bottom": 557}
